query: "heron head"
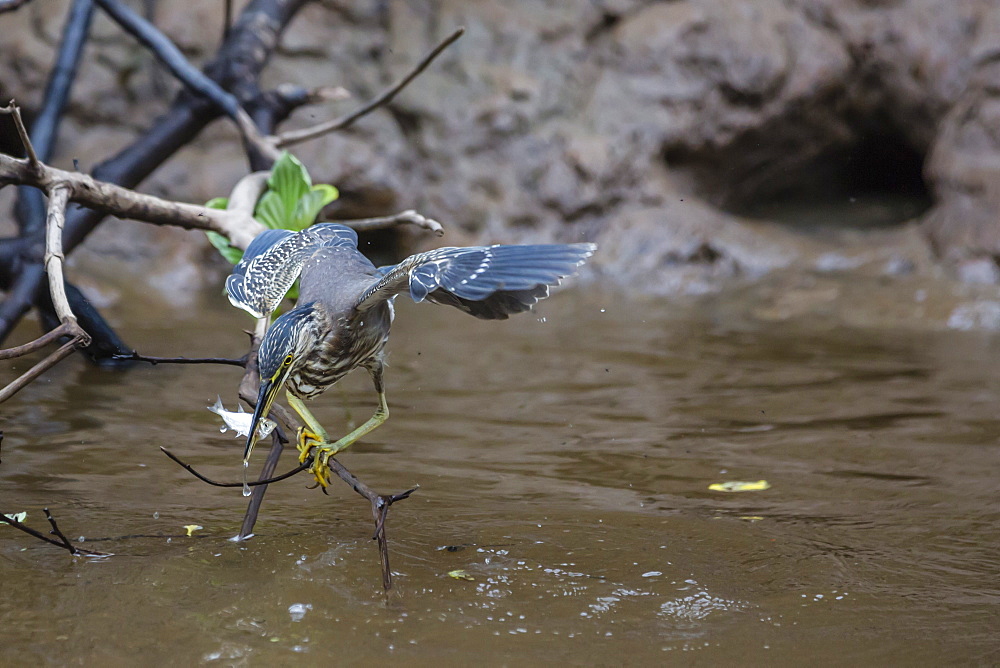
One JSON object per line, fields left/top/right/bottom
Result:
{"left": 245, "top": 305, "right": 317, "bottom": 463}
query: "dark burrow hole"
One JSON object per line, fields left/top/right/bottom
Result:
{"left": 667, "top": 122, "right": 934, "bottom": 233}
{"left": 734, "top": 128, "right": 933, "bottom": 230}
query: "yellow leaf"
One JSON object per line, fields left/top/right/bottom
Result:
{"left": 184, "top": 524, "right": 203, "bottom": 537}
{"left": 708, "top": 480, "right": 771, "bottom": 492}
{"left": 448, "top": 569, "right": 475, "bottom": 581}
{"left": 738, "top": 516, "right": 765, "bottom": 521}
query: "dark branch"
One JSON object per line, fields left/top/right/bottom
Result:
{"left": 159, "top": 446, "right": 310, "bottom": 487}
{"left": 111, "top": 351, "right": 248, "bottom": 367}
{"left": 0, "top": 509, "right": 109, "bottom": 556}
{"left": 0, "top": 0, "right": 33, "bottom": 13}
{"left": 92, "top": 0, "right": 278, "bottom": 161}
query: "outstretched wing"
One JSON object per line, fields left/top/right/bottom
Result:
{"left": 355, "top": 243, "right": 596, "bottom": 320}
{"left": 226, "top": 223, "right": 358, "bottom": 318}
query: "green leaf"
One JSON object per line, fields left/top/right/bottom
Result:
{"left": 266, "top": 152, "right": 311, "bottom": 226}
{"left": 289, "top": 185, "right": 339, "bottom": 230}
{"left": 254, "top": 191, "right": 287, "bottom": 229}
{"left": 206, "top": 231, "right": 243, "bottom": 264}
{"left": 205, "top": 197, "right": 229, "bottom": 210}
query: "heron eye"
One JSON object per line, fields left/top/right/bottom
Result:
{"left": 283, "top": 355, "right": 293, "bottom": 367}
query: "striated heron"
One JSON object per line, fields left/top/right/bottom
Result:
{"left": 226, "top": 223, "right": 595, "bottom": 488}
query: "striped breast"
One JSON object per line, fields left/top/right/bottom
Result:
{"left": 286, "top": 302, "right": 392, "bottom": 400}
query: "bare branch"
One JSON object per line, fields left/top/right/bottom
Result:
{"left": 1, "top": 101, "right": 39, "bottom": 166}
{"left": 0, "top": 321, "right": 72, "bottom": 360}
{"left": 44, "top": 184, "right": 89, "bottom": 344}
{"left": 338, "top": 209, "right": 444, "bottom": 236}
{"left": 0, "top": 339, "right": 78, "bottom": 404}
{"left": 276, "top": 27, "right": 465, "bottom": 148}
{"left": 0, "top": 152, "right": 265, "bottom": 249}
{"left": 227, "top": 171, "right": 270, "bottom": 218}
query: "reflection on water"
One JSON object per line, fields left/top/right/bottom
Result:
{"left": 1, "top": 275, "right": 999, "bottom": 664}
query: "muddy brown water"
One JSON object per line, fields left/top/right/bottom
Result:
{"left": 1, "top": 275, "right": 998, "bottom": 666}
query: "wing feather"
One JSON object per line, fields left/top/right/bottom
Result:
{"left": 355, "top": 243, "right": 595, "bottom": 320}
{"left": 226, "top": 223, "right": 359, "bottom": 318}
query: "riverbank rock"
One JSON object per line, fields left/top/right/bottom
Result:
{"left": 2, "top": 0, "right": 1000, "bottom": 305}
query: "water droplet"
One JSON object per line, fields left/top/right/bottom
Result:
{"left": 242, "top": 461, "right": 251, "bottom": 497}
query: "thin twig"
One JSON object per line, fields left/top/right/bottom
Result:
{"left": 0, "top": 509, "right": 109, "bottom": 556}
{"left": 276, "top": 27, "right": 465, "bottom": 148}
{"left": 337, "top": 209, "right": 444, "bottom": 236}
{"left": 110, "top": 351, "right": 247, "bottom": 367}
{"left": 0, "top": 321, "right": 71, "bottom": 360}
{"left": 1, "top": 102, "right": 39, "bottom": 166}
{"left": 160, "top": 446, "right": 310, "bottom": 487}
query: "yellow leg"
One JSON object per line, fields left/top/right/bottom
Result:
{"left": 286, "top": 364, "right": 389, "bottom": 488}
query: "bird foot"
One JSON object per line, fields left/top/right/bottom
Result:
{"left": 297, "top": 428, "right": 349, "bottom": 489}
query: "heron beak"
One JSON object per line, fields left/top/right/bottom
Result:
{"left": 244, "top": 377, "right": 280, "bottom": 463}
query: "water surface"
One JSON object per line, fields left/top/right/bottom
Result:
{"left": 1, "top": 275, "right": 998, "bottom": 665}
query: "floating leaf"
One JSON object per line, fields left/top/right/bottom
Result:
{"left": 738, "top": 516, "right": 765, "bottom": 521}
{"left": 184, "top": 524, "right": 203, "bottom": 537}
{"left": 448, "top": 569, "right": 475, "bottom": 581}
{"left": 3, "top": 512, "right": 27, "bottom": 523}
{"left": 708, "top": 480, "right": 771, "bottom": 492}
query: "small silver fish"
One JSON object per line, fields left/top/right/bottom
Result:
{"left": 207, "top": 396, "right": 276, "bottom": 439}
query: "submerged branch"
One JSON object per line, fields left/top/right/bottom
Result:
{"left": 0, "top": 508, "right": 110, "bottom": 556}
